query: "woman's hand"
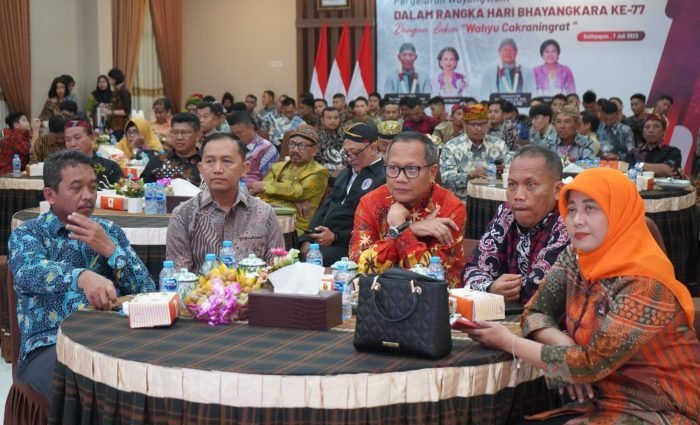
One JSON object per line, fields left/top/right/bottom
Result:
{"left": 462, "top": 321, "right": 512, "bottom": 351}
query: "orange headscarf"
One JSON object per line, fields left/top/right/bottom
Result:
{"left": 559, "top": 167, "right": 694, "bottom": 329}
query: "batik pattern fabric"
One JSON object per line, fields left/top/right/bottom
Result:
{"left": 488, "top": 120, "right": 518, "bottom": 150}
{"left": 269, "top": 115, "right": 305, "bottom": 147}
{"left": 539, "top": 134, "right": 596, "bottom": 162}
{"left": 463, "top": 204, "right": 569, "bottom": 303}
{"left": 29, "top": 133, "right": 66, "bottom": 164}
{"left": 141, "top": 150, "right": 202, "bottom": 187}
{"left": 522, "top": 246, "right": 700, "bottom": 424}
{"left": 350, "top": 184, "right": 466, "bottom": 287}
{"left": 315, "top": 128, "right": 344, "bottom": 172}
{"left": 90, "top": 156, "right": 123, "bottom": 189}
{"left": 597, "top": 122, "right": 635, "bottom": 158}
{"left": 8, "top": 211, "right": 155, "bottom": 361}
{"left": 439, "top": 134, "right": 508, "bottom": 203}
{"left": 530, "top": 124, "right": 557, "bottom": 147}
{"left": 259, "top": 160, "right": 329, "bottom": 233}
{"left": 244, "top": 134, "right": 278, "bottom": 184}
{"left": 255, "top": 106, "right": 277, "bottom": 132}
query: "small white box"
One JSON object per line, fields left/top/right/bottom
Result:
{"left": 26, "top": 163, "right": 43, "bottom": 177}
{"left": 449, "top": 288, "right": 506, "bottom": 321}
{"left": 127, "top": 292, "right": 180, "bottom": 328}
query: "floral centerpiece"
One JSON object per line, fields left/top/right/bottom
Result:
{"left": 185, "top": 248, "right": 299, "bottom": 326}
{"left": 114, "top": 177, "right": 145, "bottom": 198}
{"left": 157, "top": 178, "right": 174, "bottom": 195}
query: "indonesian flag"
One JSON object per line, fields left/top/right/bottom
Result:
{"left": 309, "top": 23, "right": 328, "bottom": 99}
{"left": 347, "top": 22, "right": 374, "bottom": 101}
{"left": 325, "top": 23, "right": 351, "bottom": 104}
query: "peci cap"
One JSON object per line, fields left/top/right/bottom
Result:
{"left": 343, "top": 122, "right": 378, "bottom": 144}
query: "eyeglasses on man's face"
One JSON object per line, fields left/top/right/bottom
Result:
{"left": 289, "top": 141, "right": 315, "bottom": 151}
{"left": 341, "top": 141, "right": 374, "bottom": 161}
{"left": 385, "top": 164, "right": 431, "bottom": 179}
{"left": 169, "top": 129, "right": 196, "bottom": 138}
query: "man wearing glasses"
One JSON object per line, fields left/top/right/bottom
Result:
{"left": 249, "top": 125, "right": 328, "bottom": 235}
{"left": 350, "top": 131, "right": 466, "bottom": 287}
{"left": 141, "top": 112, "right": 203, "bottom": 186}
{"left": 298, "top": 123, "right": 386, "bottom": 265}
{"left": 439, "top": 103, "right": 508, "bottom": 204}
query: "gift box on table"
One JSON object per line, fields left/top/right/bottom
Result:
{"left": 598, "top": 160, "right": 629, "bottom": 172}
{"left": 121, "top": 166, "right": 145, "bottom": 178}
{"left": 128, "top": 292, "right": 180, "bottom": 328}
{"left": 26, "top": 163, "right": 44, "bottom": 177}
{"left": 99, "top": 194, "right": 128, "bottom": 210}
{"left": 449, "top": 288, "right": 505, "bottom": 321}
{"left": 248, "top": 289, "right": 342, "bottom": 331}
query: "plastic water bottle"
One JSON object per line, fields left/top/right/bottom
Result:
{"left": 306, "top": 243, "right": 323, "bottom": 266}
{"left": 144, "top": 183, "right": 157, "bottom": 215}
{"left": 238, "top": 179, "right": 248, "bottom": 196}
{"left": 635, "top": 162, "right": 644, "bottom": 175}
{"left": 628, "top": 165, "right": 637, "bottom": 181}
{"left": 220, "top": 240, "right": 236, "bottom": 268}
{"left": 201, "top": 253, "right": 218, "bottom": 274}
{"left": 110, "top": 134, "right": 117, "bottom": 145}
{"left": 486, "top": 161, "right": 497, "bottom": 187}
{"left": 12, "top": 154, "right": 21, "bottom": 177}
{"left": 155, "top": 184, "right": 167, "bottom": 214}
{"left": 427, "top": 256, "right": 445, "bottom": 281}
{"left": 334, "top": 264, "right": 352, "bottom": 321}
{"left": 159, "top": 260, "right": 178, "bottom": 292}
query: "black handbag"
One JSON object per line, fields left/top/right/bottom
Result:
{"left": 353, "top": 267, "right": 452, "bottom": 359}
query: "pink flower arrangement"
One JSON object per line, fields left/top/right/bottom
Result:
{"left": 186, "top": 278, "right": 242, "bottom": 326}
{"left": 114, "top": 177, "right": 145, "bottom": 198}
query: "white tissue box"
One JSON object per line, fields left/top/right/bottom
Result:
{"left": 128, "top": 292, "right": 180, "bottom": 328}
{"left": 26, "top": 163, "right": 43, "bottom": 177}
{"left": 449, "top": 288, "right": 505, "bottom": 321}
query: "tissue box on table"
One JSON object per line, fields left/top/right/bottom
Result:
{"left": 449, "top": 288, "right": 505, "bottom": 321}
{"left": 26, "top": 163, "right": 44, "bottom": 177}
{"left": 598, "top": 160, "right": 629, "bottom": 172}
{"left": 248, "top": 263, "right": 342, "bottom": 330}
{"left": 99, "top": 194, "right": 128, "bottom": 210}
{"left": 128, "top": 292, "right": 180, "bottom": 328}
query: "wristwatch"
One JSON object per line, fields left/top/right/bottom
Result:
{"left": 387, "top": 221, "right": 410, "bottom": 239}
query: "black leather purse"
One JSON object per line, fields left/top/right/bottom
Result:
{"left": 353, "top": 267, "right": 452, "bottom": 359}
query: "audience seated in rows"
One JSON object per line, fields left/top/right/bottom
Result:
{"left": 252, "top": 125, "right": 328, "bottom": 235}
{"left": 597, "top": 100, "right": 635, "bottom": 160}
{"left": 350, "top": 132, "right": 466, "bottom": 287}
{"left": 463, "top": 145, "right": 570, "bottom": 304}
{"left": 8, "top": 150, "right": 154, "bottom": 399}
{"left": 439, "top": 103, "right": 507, "bottom": 204}
{"left": 269, "top": 97, "right": 305, "bottom": 148}
{"left": 402, "top": 96, "right": 437, "bottom": 134}
{"left": 432, "top": 102, "right": 466, "bottom": 145}
{"left": 538, "top": 104, "right": 596, "bottom": 162}
{"left": 141, "top": 112, "right": 203, "bottom": 186}
{"left": 227, "top": 111, "right": 278, "bottom": 186}
{"left": 29, "top": 115, "right": 66, "bottom": 165}
{"left": 625, "top": 113, "right": 682, "bottom": 177}
{"left": 315, "top": 107, "right": 344, "bottom": 176}
{"left": 298, "top": 123, "right": 386, "bottom": 266}
{"left": 167, "top": 133, "right": 283, "bottom": 273}
{"left": 487, "top": 100, "right": 518, "bottom": 150}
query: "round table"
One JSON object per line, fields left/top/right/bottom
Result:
{"left": 0, "top": 175, "right": 44, "bottom": 256}
{"left": 466, "top": 180, "right": 699, "bottom": 289}
{"left": 50, "top": 310, "right": 557, "bottom": 425}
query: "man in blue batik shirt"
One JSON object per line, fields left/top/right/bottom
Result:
{"left": 8, "top": 150, "right": 155, "bottom": 400}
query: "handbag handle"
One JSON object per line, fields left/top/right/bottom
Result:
{"left": 370, "top": 278, "right": 420, "bottom": 323}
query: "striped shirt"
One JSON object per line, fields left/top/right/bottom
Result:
{"left": 166, "top": 188, "right": 284, "bottom": 273}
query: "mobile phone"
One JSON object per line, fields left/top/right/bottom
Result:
{"left": 303, "top": 228, "right": 320, "bottom": 234}
{"left": 451, "top": 317, "right": 479, "bottom": 332}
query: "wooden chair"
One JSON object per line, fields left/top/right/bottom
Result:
{"left": 3, "top": 270, "right": 49, "bottom": 425}
{"left": 644, "top": 216, "right": 666, "bottom": 254}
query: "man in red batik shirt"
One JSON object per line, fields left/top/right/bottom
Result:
{"left": 350, "top": 131, "right": 466, "bottom": 287}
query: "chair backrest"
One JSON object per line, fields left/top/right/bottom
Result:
{"left": 645, "top": 216, "right": 666, "bottom": 254}
{"left": 463, "top": 238, "right": 479, "bottom": 261}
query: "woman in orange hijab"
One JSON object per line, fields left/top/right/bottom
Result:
{"left": 464, "top": 168, "right": 699, "bottom": 424}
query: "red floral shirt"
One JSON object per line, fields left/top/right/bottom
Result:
{"left": 350, "top": 183, "right": 466, "bottom": 287}
{"left": 0, "top": 128, "right": 31, "bottom": 174}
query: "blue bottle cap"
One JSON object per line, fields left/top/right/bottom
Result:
{"left": 205, "top": 253, "right": 217, "bottom": 261}
{"left": 430, "top": 256, "right": 441, "bottom": 263}
{"left": 223, "top": 240, "right": 233, "bottom": 247}
{"left": 310, "top": 243, "right": 320, "bottom": 250}
{"left": 163, "top": 260, "right": 174, "bottom": 268}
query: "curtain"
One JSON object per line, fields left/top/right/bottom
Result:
{"left": 0, "top": 0, "right": 31, "bottom": 114}
{"left": 111, "top": 0, "right": 147, "bottom": 89}
{"left": 132, "top": 6, "right": 164, "bottom": 117}
{"left": 150, "top": 0, "right": 182, "bottom": 111}
{"left": 0, "top": 90, "right": 9, "bottom": 122}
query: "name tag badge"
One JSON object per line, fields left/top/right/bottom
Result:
{"left": 361, "top": 178, "right": 373, "bottom": 191}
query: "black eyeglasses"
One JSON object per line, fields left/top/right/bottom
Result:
{"left": 341, "top": 141, "right": 374, "bottom": 160}
{"left": 385, "top": 164, "right": 432, "bottom": 179}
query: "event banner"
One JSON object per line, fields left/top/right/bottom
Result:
{"left": 377, "top": 0, "right": 671, "bottom": 107}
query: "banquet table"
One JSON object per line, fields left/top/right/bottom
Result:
{"left": 0, "top": 175, "right": 44, "bottom": 256}
{"left": 466, "top": 180, "right": 699, "bottom": 291}
{"left": 49, "top": 310, "right": 557, "bottom": 425}
{"left": 2, "top": 207, "right": 297, "bottom": 363}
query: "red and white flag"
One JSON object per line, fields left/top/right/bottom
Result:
{"left": 347, "top": 22, "right": 374, "bottom": 101}
{"left": 309, "top": 23, "right": 328, "bottom": 99}
{"left": 325, "top": 23, "right": 351, "bottom": 104}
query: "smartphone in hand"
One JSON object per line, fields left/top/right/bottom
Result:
{"left": 303, "top": 228, "right": 320, "bottom": 234}
{"left": 451, "top": 317, "right": 479, "bottom": 332}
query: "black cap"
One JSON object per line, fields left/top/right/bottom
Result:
{"left": 343, "top": 122, "right": 378, "bottom": 144}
